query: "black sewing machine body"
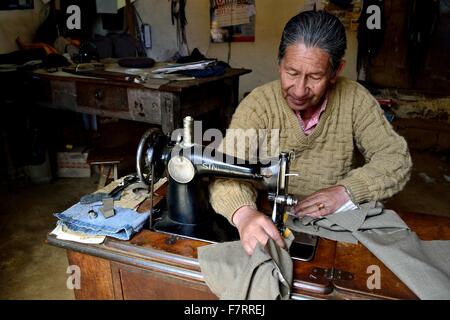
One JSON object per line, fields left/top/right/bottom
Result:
{"left": 136, "top": 117, "right": 317, "bottom": 260}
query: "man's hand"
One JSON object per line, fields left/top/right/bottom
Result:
{"left": 232, "top": 205, "right": 286, "bottom": 256}
{"left": 293, "top": 185, "right": 350, "bottom": 218}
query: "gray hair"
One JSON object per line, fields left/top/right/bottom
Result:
{"left": 278, "top": 11, "right": 347, "bottom": 74}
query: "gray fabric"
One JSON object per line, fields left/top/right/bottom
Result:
{"left": 287, "top": 202, "right": 450, "bottom": 300}
{"left": 198, "top": 235, "right": 294, "bottom": 300}
{"left": 289, "top": 202, "right": 408, "bottom": 244}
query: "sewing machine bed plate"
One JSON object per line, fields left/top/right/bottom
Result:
{"left": 150, "top": 197, "right": 318, "bottom": 262}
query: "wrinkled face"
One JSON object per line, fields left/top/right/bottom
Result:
{"left": 279, "top": 43, "right": 339, "bottom": 112}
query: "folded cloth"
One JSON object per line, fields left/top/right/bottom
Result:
{"left": 179, "top": 65, "right": 226, "bottom": 78}
{"left": 55, "top": 201, "right": 149, "bottom": 240}
{"left": 198, "top": 234, "right": 294, "bottom": 300}
{"left": 286, "top": 201, "right": 450, "bottom": 300}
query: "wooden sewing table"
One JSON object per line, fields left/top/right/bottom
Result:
{"left": 46, "top": 186, "right": 450, "bottom": 300}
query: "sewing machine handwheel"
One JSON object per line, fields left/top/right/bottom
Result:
{"left": 136, "top": 128, "right": 169, "bottom": 185}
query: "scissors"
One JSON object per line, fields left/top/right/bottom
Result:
{"left": 108, "top": 175, "right": 139, "bottom": 198}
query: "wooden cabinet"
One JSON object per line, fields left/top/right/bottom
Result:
{"left": 367, "top": 0, "right": 450, "bottom": 94}
{"left": 30, "top": 68, "right": 251, "bottom": 133}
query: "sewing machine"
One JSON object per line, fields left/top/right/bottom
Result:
{"left": 136, "top": 116, "right": 317, "bottom": 261}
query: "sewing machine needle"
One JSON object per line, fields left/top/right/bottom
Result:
{"left": 272, "top": 202, "right": 278, "bottom": 224}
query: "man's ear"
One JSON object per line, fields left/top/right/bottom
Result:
{"left": 330, "top": 60, "right": 346, "bottom": 84}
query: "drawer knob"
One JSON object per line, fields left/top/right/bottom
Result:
{"left": 94, "top": 90, "right": 104, "bottom": 100}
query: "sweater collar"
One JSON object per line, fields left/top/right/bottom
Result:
{"left": 276, "top": 79, "right": 338, "bottom": 147}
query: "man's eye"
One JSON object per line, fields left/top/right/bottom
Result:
{"left": 309, "top": 75, "right": 321, "bottom": 81}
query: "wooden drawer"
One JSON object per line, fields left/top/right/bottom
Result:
{"left": 127, "top": 88, "right": 162, "bottom": 123}
{"left": 113, "top": 262, "right": 217, "bottom": 300}
{"left": 52, "top": 80, "right": 77, "bottom": 110}
{"left": 76, "top": 82, "right": 128, "bottom": 111}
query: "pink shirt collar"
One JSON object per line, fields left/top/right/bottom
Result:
{"left": 295, "top": 94, "right": 328, "bottom": 136}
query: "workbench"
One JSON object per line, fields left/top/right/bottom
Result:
{"left": 27, "top": 66, "right": 251, "bottom": 133}
{"left": 46, "top": 188, "right": 450, "bottom": 300}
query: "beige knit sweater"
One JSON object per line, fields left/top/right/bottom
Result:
{"left": 209, "top": 77, "right": 412, "bottom": 223}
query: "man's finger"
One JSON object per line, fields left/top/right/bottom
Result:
{"left": 296, "top": 203, "right": 323, "bottom": 217}
{"left": 242, "top": 242, "right": 253, "bottom": 256}
{"left": 243, "top": 236, "right": 259, "bottom": 256}
{"left": 297, "top": 194, "right": 326, "bottom": 210}
{"left": 297, "top": 195, "right": 328, "bottom": 211}
{"left": 261, "top": 222, "right": 286, "bottom": 249}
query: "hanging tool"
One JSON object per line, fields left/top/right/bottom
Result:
{"left": 171, "top": 0, "right": 189, "bottom": 55}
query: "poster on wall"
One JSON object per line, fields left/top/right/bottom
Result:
{"left": 210, "top": 0, "right": 256, "bottom": 43}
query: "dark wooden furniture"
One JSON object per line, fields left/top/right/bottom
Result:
{"left": 28, "top": 67, "right": 251, "bottom": 133}
{"left": 47, "top": 193, "right": 450, "bottom": 300}
{"left": 367, "top": 0, "right": 450, "bottom": 94}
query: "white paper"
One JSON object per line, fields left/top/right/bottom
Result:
{"left": 51, "top": 223, "right": 106, "bottom": 244}
{"left": 152, "top": 60, "right": 216, "bottom": 74}
{"left": 247, "top": 4, "right": 256, "bottom": 17}
{"left": 215, "top": 3, "right": 250, "bottom": 28}
{"left": 117, "top": 0, "right": 135, "bottom": 10}
{"left": 334, "top": 200, "right": 359, "bottom": 213}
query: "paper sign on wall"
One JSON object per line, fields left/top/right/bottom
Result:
{"left": 215, "top": 2, "right": 250, "bottom": 27}
{"left": 210, "top": 0, "right": 256, "bottom": 43}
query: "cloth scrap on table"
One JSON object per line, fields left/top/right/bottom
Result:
{"left": 55, "top": 201, "right": 149, "bottom": 240}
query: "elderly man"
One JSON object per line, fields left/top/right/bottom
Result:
{"left": 209, "top": 11, "right": 412, "bottom": 255}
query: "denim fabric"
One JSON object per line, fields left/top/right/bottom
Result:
{"left": 55, "top": 201, "right": 149, "bottom": 240}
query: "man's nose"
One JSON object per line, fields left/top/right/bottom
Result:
{"left": 292, "top": 76, "right": 309, "bottom": 98}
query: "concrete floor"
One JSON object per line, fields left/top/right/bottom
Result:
{"left": 0, "top": 177, "right": 98, "bottom": 300}
{"left": 385, "top": 152, "right": 450, "bottom": 217}
{"left": 0, "top": 150, "right": 449, "bottom": 300}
